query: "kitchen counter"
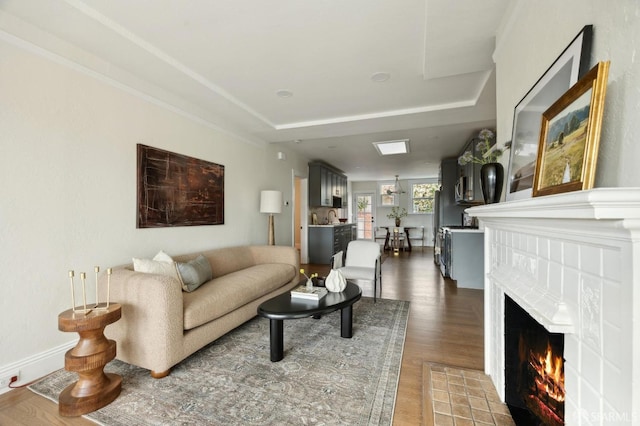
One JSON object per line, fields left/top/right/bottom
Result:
{"left": 309, "top": 223, "right": 354, "bottom": 227}
{"left": 443, "top": 227, "right": 483, "bottom": 233}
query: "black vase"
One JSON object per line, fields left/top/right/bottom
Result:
{"left": 480, "top": 163, "right": 504, "bottom": 204}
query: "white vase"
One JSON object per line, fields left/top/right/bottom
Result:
{"left": 325, "top": 269, "right": 347, "bottom": 292}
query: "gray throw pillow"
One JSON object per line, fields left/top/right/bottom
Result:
{"left": 176, "top": 254, "right": 213, "bottom": 292}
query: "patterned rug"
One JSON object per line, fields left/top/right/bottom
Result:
{"left": 422, "top": 363, "right": 515, "bottom": 426}
{"left": 30, "top": 297, "right": 409, "bottom": 425}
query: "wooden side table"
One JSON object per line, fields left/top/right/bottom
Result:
{"left": 57, "top": 303, "right": 122, "bottom": 417}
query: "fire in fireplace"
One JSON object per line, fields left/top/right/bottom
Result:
{"left": 505, "top": 296, "right": 565, "bottom": 425}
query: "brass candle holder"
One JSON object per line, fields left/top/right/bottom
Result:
{"left": 95, "top": 268, "right": 112, "bottom": 311}
{"left": 94, "top": 266, "right": 100, "bottom": 308}
{"left": 68, "top": 265, "right": 112, "bottom": 315}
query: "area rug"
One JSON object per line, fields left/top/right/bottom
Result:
{"left": 30, "top": 297, "right": 409, "bottom": 425}
{"left": 422, "top": 363, "right": 515, "bottom": 426}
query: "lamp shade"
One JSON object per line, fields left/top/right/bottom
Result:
{"left": 260, "top": 190, "right": 282, "bottom": 214}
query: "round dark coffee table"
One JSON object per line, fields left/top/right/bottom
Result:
{"left": 257, "top": 281, "right": 362, "bottom": 361}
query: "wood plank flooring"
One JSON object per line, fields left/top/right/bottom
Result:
{"left": 307, "top": 248, "right": 484, "bottom": 425}
{"left": 0, "top": 247, "right": 483, "bottom": 425}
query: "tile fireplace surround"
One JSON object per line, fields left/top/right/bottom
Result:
{"left": 467, "top": 188, "right": 640, "bottom": 425}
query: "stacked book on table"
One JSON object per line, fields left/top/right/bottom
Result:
{"left": 290, "top": 285, "right": 327, "bottom": 301}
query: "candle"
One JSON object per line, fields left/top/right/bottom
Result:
{"left": 69, "top": 270, "right": 76, "bottom": 312}
{"left": 94, "top": 266, "right": 100, "bottom": 308}
{"left": 80, "top": 272, "right": 87, "bottom": 312}
{"left": 106, "top": 268, "right": 112, "bottom": 308}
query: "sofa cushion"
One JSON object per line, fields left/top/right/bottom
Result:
{"left": 202, "top": 246, "right": 256, "bottom": 278}
{"left": 177, "top": 254, "right": 213, "bottom": 292}
{"left": 182, "top": 263, "right": 296, "bottom": 330}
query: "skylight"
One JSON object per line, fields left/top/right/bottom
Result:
{"left": 372, "top": 139, "right": 410, "bottom": 156}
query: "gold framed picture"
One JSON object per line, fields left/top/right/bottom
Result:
{"left": 532, "top": 61, "right": 610, "bottom": 197}
{"left": 506, "top": 25, "right": 593, "bottom": 201}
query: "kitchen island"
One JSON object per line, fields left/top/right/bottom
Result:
{"left": 439, "top": 226, "right": 484, "bottom": 289}
{"left": 308, "top": 223, "right": 356, "bottom": 264}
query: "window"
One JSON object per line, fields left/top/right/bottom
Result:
{"left": 378, "top": 181, "right": 398, "bottom": 206}
{"left": 410, "top": 180, "right": 438, "bottom": 213}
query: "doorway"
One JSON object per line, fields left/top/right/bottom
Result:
{"left": 354, "top": 193, "right": 375, "bottom": 240}
{"left": 293, "top": 173, "right": 308, "bottom": 264}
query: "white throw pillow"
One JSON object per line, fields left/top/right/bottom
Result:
{"left": 153, "top": 250, "right": 174, "bottom": 263}
{"left": 132, "top": 250, "right": 180, "bottom": 282}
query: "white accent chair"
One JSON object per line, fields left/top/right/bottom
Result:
{"left": 335, "top": 240, "right": 382, "bottom": 302}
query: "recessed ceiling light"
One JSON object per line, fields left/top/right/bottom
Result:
{"left": 372, "top": 139, "right": 410, "bottom": 156}
{"left": 371, "top": 72, "right": 390, "bottom": 82}
{"left": 276, "top": 89, "right": 293, "bottom": 98}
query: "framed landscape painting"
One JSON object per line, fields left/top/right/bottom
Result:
{"left": 506, "top": 25, "right": 592, "bottom": 200}
{"left": 532, "top": 61, "right": 609, "bottom": 197}
{"left": 137, "top": 144, "right": 225, "bottom": 228}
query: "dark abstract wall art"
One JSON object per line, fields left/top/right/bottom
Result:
{"left": 137, "top": 144, "right": 224, "bottom": 228}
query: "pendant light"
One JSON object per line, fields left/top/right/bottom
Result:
{"left": 386, "top": 175, "right": 406, "bottom": 195}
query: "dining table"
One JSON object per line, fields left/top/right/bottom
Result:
{"left": 381, "top": 226, "right": 416, "bottom": 252}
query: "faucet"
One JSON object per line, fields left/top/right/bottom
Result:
{"left": 328, "top": 209, "right": 338, "bottom": 224}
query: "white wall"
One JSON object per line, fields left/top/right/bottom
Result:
{"left": 0, "top": 35, "right": 307, "bottom": 383}
{"left": 494, "top": 0, "right": 640, "bottom": 189}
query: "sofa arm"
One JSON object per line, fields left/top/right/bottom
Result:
{"left": 248, "top": 245, "right": 300, "bottom": 271}
{"left": 98, "top": 268, "right": 184, "bottom": 376}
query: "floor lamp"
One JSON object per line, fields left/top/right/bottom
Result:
{"left": 260, "top": 190, "right": 282, "bottom": 245}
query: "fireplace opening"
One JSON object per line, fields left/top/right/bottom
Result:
{"left": 505, "top": 296, "right": 565, "bottom": 426}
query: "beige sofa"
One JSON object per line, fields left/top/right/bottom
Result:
{"left": 99, "top": 245, "right": 299, "bottom": 378}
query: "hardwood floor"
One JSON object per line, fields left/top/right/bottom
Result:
{"left": 382, "top": 248, "right": 484, "bottom": 425}
{"left": 307, "top": 247, "right": 484, "bottom": 425}
{"left": 0, "top": 247, "right": 483, "bottom": 425}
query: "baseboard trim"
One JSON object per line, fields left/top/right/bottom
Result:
{"left": 0, "top": 339, "right": 76, "bottom": 395}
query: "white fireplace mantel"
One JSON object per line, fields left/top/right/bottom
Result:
{"left": 467, "top": 188, "right": 640, "bottom": 425}
{"left": 468, "top": 187, "right": 640, "bottom": 220}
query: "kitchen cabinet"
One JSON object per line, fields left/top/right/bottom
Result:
{"left": 309, "top": 162, "right": 347, "bottom": 207}
{"left": 434, "top": 159, "right": 467, "bottom": 265}
{"left": 438, "top": 159, "right": 466, "bottom": 225}
{"left": 338, "top": 175, "right": 348, "bottom": 207}
{"left": 309, "top": 164, "right": 331, "bottom": 207}
{"left": 333, "top": 174, "right": 346, "bottom": 197}
{"left": 308, "top": 224, "right": 352, "bottom": 264}
{"left": 455, "top": 137, "right": 484, "bottom": 204}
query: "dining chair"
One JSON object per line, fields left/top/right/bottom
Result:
{"left": 334, "top": 240, "right": 382, "bottom": 302}
{"left": 374, "top": 227, "right": 388, "bottom": 249}
{"left": 409, "top": 226, "right": 426, "bottom": 251}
